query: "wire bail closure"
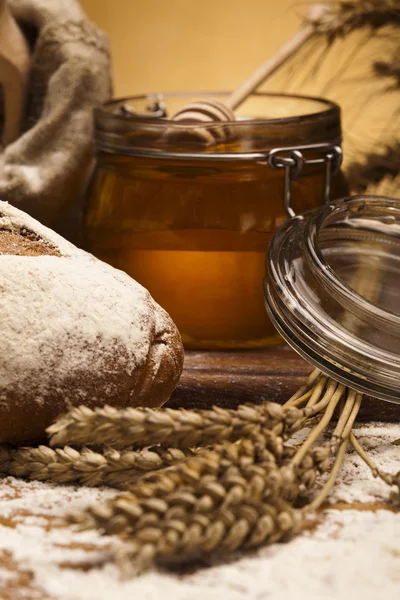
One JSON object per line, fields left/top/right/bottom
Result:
{"left": 96, "top": 132, "right": 343, "bottom": 220}
{"left": 268, "top": 143, "right": 343, "bottom": 218}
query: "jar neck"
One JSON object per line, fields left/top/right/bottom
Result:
{"left": 94, "top": 92, "right": 342, "bottom": 156}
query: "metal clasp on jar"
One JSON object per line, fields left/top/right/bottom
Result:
{"left": 268, "top": 143, "right": 343, "bottom": 218}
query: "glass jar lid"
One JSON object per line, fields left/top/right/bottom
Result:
{"left": 265, "top": 195, "right": 400, "bottom": 403}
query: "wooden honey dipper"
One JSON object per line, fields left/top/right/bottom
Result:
{"left": 169, "top": 4, "right": 327, "bottom": 143}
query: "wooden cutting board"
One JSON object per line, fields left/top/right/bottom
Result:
{"left": 168, "top": 345, "right": 400, "bottom": 421}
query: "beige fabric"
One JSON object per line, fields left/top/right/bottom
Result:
{"left": 0, "top": 0, "right": 112, "bottom": 232}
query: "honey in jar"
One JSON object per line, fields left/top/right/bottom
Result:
{"left": 84, "top": 92, "right": 347, "bottom": 349}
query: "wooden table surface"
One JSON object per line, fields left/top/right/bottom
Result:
{"left": 168, "top": 345, "right": 400, "bottom": 421}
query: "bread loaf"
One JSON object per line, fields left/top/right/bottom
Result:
{"left": 0, "top": 201, "right": 184, "bottom": 444}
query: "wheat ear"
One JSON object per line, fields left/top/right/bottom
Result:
{"left": 61, "top": 385, "right": 357, "bottom": 570}
{"left": 0, "top": 445, "right": 191, "bottom": 489}
{"left": 47, "top": 371, "right": 328, "bottom": 451}
{"left": 47, "top": 402, "right": 290, "bottom": 450}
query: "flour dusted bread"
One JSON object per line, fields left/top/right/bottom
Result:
{"left": 0, "top": 201, "right": 184, "bottom": 444}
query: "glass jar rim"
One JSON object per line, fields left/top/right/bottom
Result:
{"left": 96, "top": 91, "right": 341, "bottom": 128}
{"left": 265, "top": 195, "right": 400, "bottom": 404}
{"left": 306, "top": 197, "right": 400, "bottom": 328}
{"left": 94, "top": 91, "right": 342, "bottom": 156}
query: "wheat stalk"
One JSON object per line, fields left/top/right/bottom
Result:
{"left": 375, "top": 52, "right": 400, "bottom": 86}
{"left": 308, "top": 0, "right": 400, "bottom": 41}
{"left": 46, "top": 399, "right": 297, "bottom": 450}
{"left": 47, "top": 371, "right": 338, "bottom": 452}
{"left": 0, "top": 445, "right": 191, "bottom": 489}
{"left": 302, "top": 1, "right": 400, "bottom": 192}
{"left": 0, "top": 372, "right": 331, "bottom": 497}
{"left": 57, "top": 383, "right": 363, "bottom": 572}
{"left": 349, "top": 432, "right": 400, "bottom": 497}
{"left": 62, "top": 433, "right": 299, "bottom": 532}
{"left": 347, "top": 142, "right": 400, "bottom": 194}
{"left": 61, "top": 434, "right": 329, "bottom": 574}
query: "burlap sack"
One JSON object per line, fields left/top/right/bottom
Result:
{"left": 0, "top": 0, "right": 112, "bottom": 236}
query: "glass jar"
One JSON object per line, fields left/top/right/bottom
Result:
{"left": 265, "top": 195, "right": 400, "bottom": 403}
{"left": 83, "top": 92, "right": 348, "bottom": 349}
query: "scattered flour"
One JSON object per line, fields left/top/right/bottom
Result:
{"left": 0, "top": 422, "right": 399, "bottom": 600}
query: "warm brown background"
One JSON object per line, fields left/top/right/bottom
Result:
{"left": 80, "top": 0, "right": 303, "bottom": 97}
